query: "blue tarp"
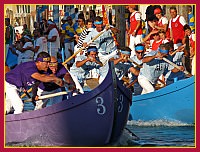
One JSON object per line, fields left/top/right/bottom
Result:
{"left": 6, "top": 48, "right": 17, "bottom": 67}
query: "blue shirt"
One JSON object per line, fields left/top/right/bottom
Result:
{"left": 61, "top": 23, "right": 75, "bottom": 43}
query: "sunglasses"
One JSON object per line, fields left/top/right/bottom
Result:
{"left": 136, "top": 51, "right": 144, "bottom": 55}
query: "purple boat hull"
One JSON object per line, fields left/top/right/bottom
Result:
{"left": 5, "top": 62, "right": 132, "bottom": 146}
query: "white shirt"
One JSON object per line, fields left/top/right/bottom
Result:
{"left": 22, "top": 42, "right": 34, "bottom": 59}
{"left": 48, "top": 28, "right": 60, "bottom": 49}
{"left": 34, "top": 37, "right": 48, "bottom": 60}
{"left": 158, "top": 16, "right": 168, "bottom": 25}
{"left": 130, "top": 11, "right": 141, "bottom": 21}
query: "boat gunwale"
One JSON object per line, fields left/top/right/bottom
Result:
{"left": 132, "top": 76, "right": 195, "bottom": 102}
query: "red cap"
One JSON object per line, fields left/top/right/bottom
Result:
{"left": 154, "top": 8, "right": 162, "bottom": 14}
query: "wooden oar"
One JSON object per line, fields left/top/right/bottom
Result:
{"left": 126, "top": 79, "right": 138, "bottom": 88}
{"left": 128, "top": 58, "right": 143, "bottom": 68}
{"left": 62, "top": 28, "right": 107, "bottom": 65}
{"left": 21, "top": 88, "right": 32, "bottom": 98}
{"left": 162, "top": 57, "right": 192, "bottom": 77}
{"left": 24, "top": 91, "right": 68, "bottom": 102}
{"left": 170, "top": 44, "right": 185, "bottom": 56}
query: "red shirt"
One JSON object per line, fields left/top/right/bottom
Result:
{"left": 171, "top": 16, "right": 185, "bottom": 44}
{"left": 151, "top": 39, "right": 163, "bottom": 51}
{"left": 158, "top": 17, "right": 170, "bottom": 39}
{"left": 130, "top": 11, "right": 143, "bottom": 35}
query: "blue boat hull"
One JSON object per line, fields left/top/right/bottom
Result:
{"left": 129, "top": 76, "right": 195, "bottom": 124}
{"left": 6, "top": 62, "right": 132, "bottom": 146}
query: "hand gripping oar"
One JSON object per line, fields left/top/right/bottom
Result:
{"left": 21, "top": 88, "right": 32, "bottom": 98}
{"left": 127, "top": 58, "right": 166, "bottom": 86}
{"left": 162, "top": 57, "right": 192, "bottom": 77}
{"left": 22, "top": 89, "right": 36, "bottom": 106}
{"left": 62, "top": 28, "right": 107, "bottom": 65}
{"left": 128, "top": 58, "right": 143, "bottom": 68}
{"left": 24, "top": 91, "right": 68, "bottom": 102}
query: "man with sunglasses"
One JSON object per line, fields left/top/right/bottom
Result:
{"left": 138, "top": 43, "right": 184, "bottom": 94}
{"left": 33, "top": 56, "right": 76, "bottom": 110}
{"left": 5, "top": 52, "right": 63, "bottom": 114}
{"left": 129, "top": 44, "right": 145, "bottom": 95}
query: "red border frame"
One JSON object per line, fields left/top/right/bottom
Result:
{"left": 2, "top": 1, "right": 198, "bottom": 152}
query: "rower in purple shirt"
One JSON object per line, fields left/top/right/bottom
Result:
{"left": 33, "top": 56, "right": 76, "bottom": 110}
{"left": 5, "top": 52, "right": 64, "bottom": 114}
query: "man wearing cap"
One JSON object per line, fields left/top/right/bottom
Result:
{"left": 5, "top": 18, "right": 14, "bottom": 63}
{"left": 127, "top": 5, "right": 143, "bottom": 57}
{"left": 5, "top": 52, "right": 64, "bottom": 114}
{"left": 47, "top": 20, "right": 60, "bottom": 59}
{"left": 153, "top": 8, "right": 170, "bottom": 40}
{"left": 16, "top": 35, "right": 34, "bottom": 63}
{"left": 138, "top": 43, "right": 184, "bottom": 94}
{"left": 168, "top": 7, "right": 187, "bottom": 49}
{"left": 33, "top": 56, "right": 76, "bottom": 109}
{"left": 70, "top": 46, "right": 102, "bottom": 89}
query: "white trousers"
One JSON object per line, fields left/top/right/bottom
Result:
{"left": 129, "top": 34, "right": 142, "bottom": 58}
{"left": 5, "top": 82, "right": 23, "bottom": 114}
{"left": 138, "top": 75, "right": 155, "bottom": 94}
{"left": 65, "top": 42, "right": 74, "bottom": 64}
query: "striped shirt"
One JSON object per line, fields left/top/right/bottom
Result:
{"left": 76, "top": 27, "right": 93, "bottom": 48}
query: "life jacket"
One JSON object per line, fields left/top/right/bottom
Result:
{"left": 130, "top": 11, "right": 143, "bottom": 35}
{"left": 171, "top": 16, "right": 185, "bottom": 44}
